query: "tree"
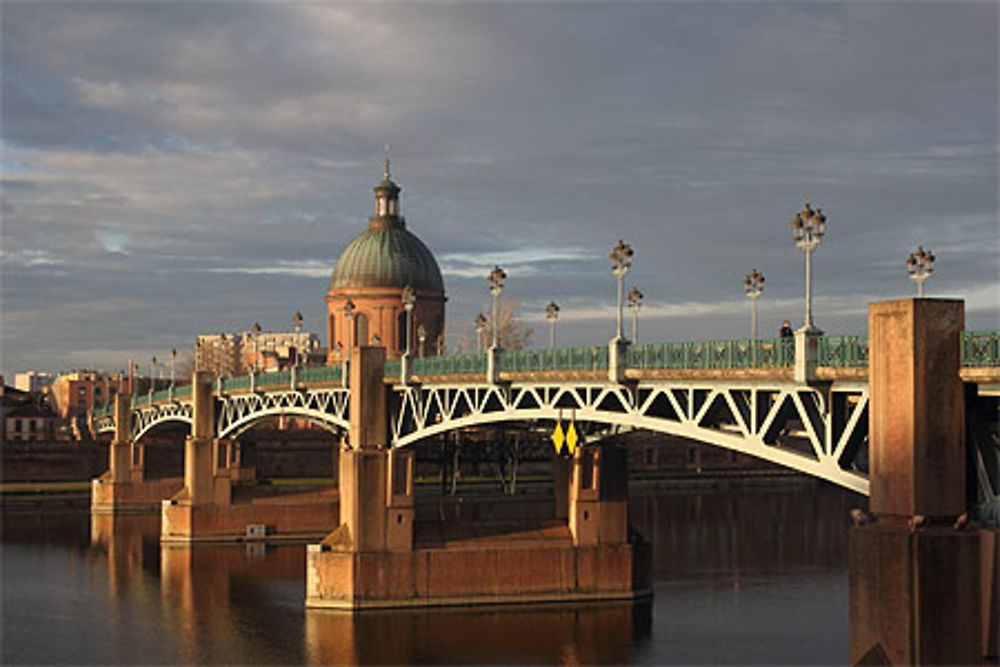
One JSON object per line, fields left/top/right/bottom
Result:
{"left": 451, "top": 297, "right": 534, "bottom": 353}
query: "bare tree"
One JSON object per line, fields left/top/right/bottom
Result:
{"left": 451, "top": 297, "right": 534, "bottom": 353}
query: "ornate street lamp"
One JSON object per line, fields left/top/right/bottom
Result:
{"left": 545, "top": 301, "right": 560, "bottom": 349}
{"left": 742, "top": 269, "right": 765, "bottom": 338}
{"left": 401, "top": 285, "right": 416, "bottom": 356}
{"left": 906, "top": 246, "right": 935, "bottom": 298}
{"left": 343, "top": 300, "right": 355, "bottom": 386}
{"left": 627, "top": 287, "right": 643, "bottom": 343}
{"left": 293, "top": 310, "right": 303, "bottom": 333}
{"left": 487, "top": 266, "right": 507, "bottom": 349}
{"left": 789, "top": 203, "right": 826, "bottom": 332}
{"left": 252, "top": 322, "right": 262, "bottom": 373}
{"left": 609, "top": 239, "right": 634, "bottom": 341}
{"left": 149, "top": 356, "right": 157, "bottom": 399}
{"left": 474, "top": 313, "right": 487, "bottom": 353}
{"left": 417, "top": 324, "right": 427, "bottom": 358}
{"left": 169, "top": 348, "right": 177, "bottom": 398}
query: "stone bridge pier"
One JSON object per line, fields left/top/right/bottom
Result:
{"left": 91, "top": 393, "right": 183, "bottom": 513}
{"left": 849, "top": 299, "right": 985, "bottom": 664}
{"left": 162, "top": 371, "right": 339, "bottom": 543}
{"left": 306, "top": 346, "right": 649, "bottom": 609}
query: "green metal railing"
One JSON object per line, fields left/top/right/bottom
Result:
{"left": 97, "top": 329, "right": 999, "bottom": 420}
{"left": 818, "top": 334, "right": 869, "bottom": 368}
{"left": 962, "top": 329, "right": 1000, "bottom": 367}
{"left": 499, "top": 346, "right": 608, "bottom": 373}
{"left": 299, "top": 365, "right": 343, "bottom": 384}
{"left": 628, "top": 337, "right": 794, "bottom": 370}
{"left": 413, "top": 353, "right": 489, "bottom": 376}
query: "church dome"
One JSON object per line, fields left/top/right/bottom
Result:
{"left": 330, "top": 226, "right": 444, "bottom": 292}
{"left": 329, "top": 162, "right": 445, "bottom": 293}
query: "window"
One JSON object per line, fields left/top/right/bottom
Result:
{"left": 354, "top": 313, "right": 369, "bottom": 347}
{"left": 13, "top": 420, "right": 21, "bottom": 432}
{"left": 397, "top": 312, "right": 407, "bottom": 352}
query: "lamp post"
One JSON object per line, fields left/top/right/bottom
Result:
{"left": 474, "top": 313, "right": 487, "bottom": 353}
{"left": 417, "top": 324, "right": 427, "bottom": 358}
{"left": 906, "top": 246, "right": 935, "bottom": 298}
{"left": 545, "top": 301, "right": 560, "bottom": 349}
{"left": 627, "top": 287, "right": 643, "bottom": 343}
{"left": 487, "top": 266, "right": 507, "bottom": 349}
{"left": 609, "top": 239, "right": 634, "bottom": 341}
{"left": 149, "top": 356, "right": 157, "bottom": 401}
{"left": 789, "top": 203, "right": 826, "bottom": 332}
{"left": 401, "top": 285, "right": 416, "bottom": 356}
{"left": 742, "top": 269, "right": 765, "bottom": 338}
{"left": 343, "top": 300, "right": 355, "bottom": 387}
{"left": 336, "top": 342, "right": 345, "bottom": 388}
{"left": 293, "top": 310, "right": 303, "bottom": 334}
{"left": 252, "top": 322, "right": 262, "bottom": 373}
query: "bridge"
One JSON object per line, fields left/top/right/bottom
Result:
{"left": 88, "top": 300, "right": 998, "bottom": 661}
{"left": 92, "top": 329, "right": 998, "bottom": 497}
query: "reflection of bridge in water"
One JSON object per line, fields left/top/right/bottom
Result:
{"left": 89, "top": 302, "right": 999, "bottom": 663}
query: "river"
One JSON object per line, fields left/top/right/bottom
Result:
{"left": 2, "top": 480, "right": 861, "bottom": 664}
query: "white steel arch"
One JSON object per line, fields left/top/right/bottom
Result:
{"left": 390, "top": 380, "right": 870, "bottom": 495}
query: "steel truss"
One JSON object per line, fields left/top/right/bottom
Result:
{"left": 391, "top": 380, "right": 870, "bottom": 494}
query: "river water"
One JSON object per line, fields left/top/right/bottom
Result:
{"left": 3, "top": 481, "right": 861, "bottom": 664}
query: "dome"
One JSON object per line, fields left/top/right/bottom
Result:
{"left": 330, "top": 225, "right": 444, "bottom": 292}
{"left": 330, "top": 162, "right": 445, "bottom": 294}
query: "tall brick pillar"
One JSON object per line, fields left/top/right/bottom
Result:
{"left": 183, "top": 371, "right": 217, "bottom": 505}
{"left": 108, "top": 392, "right": 132, "bottom": 482}
{"left": 850, "top": 299, "right": 980, "bottom": 664}
{"left": 307, "top": 346, "right": 414, "bottom": 608}
{"left": 569, "top": 443, "right": 628, "bottom": 547}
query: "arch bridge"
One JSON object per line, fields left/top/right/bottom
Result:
{"left": 92, "top": 329, "right": 1000, "bottom": 496}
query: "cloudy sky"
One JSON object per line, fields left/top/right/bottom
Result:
{"left": 2, "top": 2, "right": 997, "bottom": 376}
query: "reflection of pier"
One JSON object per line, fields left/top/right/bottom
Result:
{"left": 305, "top": 601, "right": 651, "bottom": 664}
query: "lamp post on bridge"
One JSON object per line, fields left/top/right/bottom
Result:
{"left": 149, "top": 356, "right": 157, "bottom": 403}
{"left": 474, "top": 313, "right": 487, "bottom": 353}
{"left": 545, "top": 301, "right": 560, "bottom": 349}
{"left": 487, "top": 266, "right": 507, "bottom": 350}
{"left": 169, "top": 348, "right": 177, "bottom": 400}
{"left": 789, "top": 203, "right": 826, "bottom": 333}
{"left": 627, "top": 287, "right": 643, "bottom": 343}
{"left": 742, "top": 269, "right": 765, "bottom": 339}
{"left": 609, "top": 240, "right": 633, "bottom": 342}
{"left": 335, "top": 342, "right": 345, "bottom": 388}
{"left": 608, "top": 239, "right": 634, "bottom": 383}
{"left": 906, "top": 246, "right": 935, "bottom": 298}
{"left": 401, "top": 285, "right": 416, "bottom": 382}
{"left": 417, "top": 324, "right": 427, "bottom": 359}
{"left": 343, "top": 300, "right": 355, "bottom": 388}
{"left": 293, "top": 310, "right": 303, "bottom": 334}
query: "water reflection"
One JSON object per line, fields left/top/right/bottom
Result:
{"left": 305, "top": 602, "right": 651, "bottom": 664}
{"left": 3, "top": 482, "right": 859, "bottom": 664}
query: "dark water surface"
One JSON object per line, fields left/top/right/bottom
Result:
{"left": 3, "top": 482, "right": 859, "bottom": 664}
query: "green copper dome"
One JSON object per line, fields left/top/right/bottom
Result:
{"left": 330, "top": 163, "right": 444, "bottom": 293}
{"left": 330, "top": 225, "right": 444, "bottom": 292}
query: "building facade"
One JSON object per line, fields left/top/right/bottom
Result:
{"left": 326, "top": 162, "right": 446, "bottom": 364}
{"left": 14, "top": 371, "right": 54, "bottom": 393}
{"left": 196, "top": 331, "right": 321, "bottom": 376}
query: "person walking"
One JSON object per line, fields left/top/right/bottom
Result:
{"left": 779, "top": 320, "right": 794, "bottom": 338}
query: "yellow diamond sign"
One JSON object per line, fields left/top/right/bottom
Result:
{"left": 566, "top": 421, "right": 579, "bottom": 455}
{"left": 551, "top": 421, "right": 565, "bottom": 455}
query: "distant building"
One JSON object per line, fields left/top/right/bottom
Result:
{"left": 14, "top": 371, "right": 54, "bottom": 393}
{"left": 195, "top": 334, "right": 242, "bottom": 377}
{"left": 49, "top": 371, "right": 128, "bottom": 420}
{"left": 4, "top": 403, "right": 56, "bottom": 442}
{"left": 196, "top": 331, "right": 321, "bottom": 376}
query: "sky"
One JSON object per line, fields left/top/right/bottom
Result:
{"left": 2, "top": 1, "right": 998, "bottom": 376}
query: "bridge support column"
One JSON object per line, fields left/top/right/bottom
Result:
{"left": 92, "top": 393, "right": 184, "bottom": 513}
{"left": 793, "top": 328, "right": 820, "bottom": 384}
{"left": 569, "top": 443, "right": 628, "bottom": 547}
{"left": 850, "top": 299, "right": 981, "bottom": 664}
